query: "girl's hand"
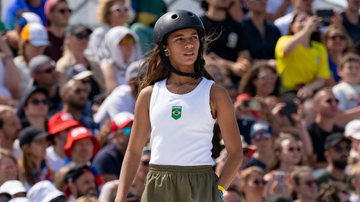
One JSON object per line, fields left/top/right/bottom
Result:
{"left": 304, "top": 16, "right": 322, "bottom": 34}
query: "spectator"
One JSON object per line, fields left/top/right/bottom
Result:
{"left": 88, "top": 0, "right": 133, "bottom": 62}
{"left": 341, "top": 0, "right": 360, "bottom": 53}
{"left": 274, "top": 0, "right": 313, "bottom": 36}
{"left": 275, "top": 11, "right": 329, "bottom": 99}
{"left": 239, "top": 166, "right": 266, "bottom": 202}
{"left": 316, "top": 132, "right": 351, "bottom": 187}
{"left": 4, "top": 0, "right": 47, "bottom": 30}
{"left": 317, "top": 181, "right": 350, "bottom": 202}
{"left": 0, "top": 180, "right": 27, "bottom": 200}
{"left": 29, "top": 55, "right": 62, "bottom": 116}
{"left": 0, "top": 151, "right": 18, "bottom": 186}
{"left": 0, "top": 105, "right": 22, "bottom": 158}
{"left": 129, "top": 147, "right": 150, "bottom": 197}
{"left": 264, "top": 135, "right": 304, "bottom": 198}
{"left": 18, "top": 126, "right": 53, "bottom": 189}
{"left": 266, "top": 0, "right": 292, "bottom": 22}
{"left": 63, "top": 165, "right": 101, "bottom": 200}
{"left": 56, "top": 24, "right": 105, "bottom": 98}
{"left": 64, "top": 126, "right": 100, "bottom": 167}
{"left": 289, "top": 166, "right": 318, "bottom": 202}
{"left": 44, "top": 0, "right": 71, "bottom": 61}
{"left": 323, "top": 25, "right": 354, "bottom": 83}
{"left": 240, "top": 0, "right": 281, "bottom": 60}
{"left": 200, "top": 0, "right": 250, "bottom": 86}
{"left": 15, "top": 23, "right": 49, "bottom": 95}
{"left": 92, "top": 112, "right": 133, "bottom": 182}
{"left": 333, "top": 53, "right": 360, "bottom": 111}
{"left": 46, "top": 112, "right": 80, "bottom": 172}
{"left": 16, "top": 87, "right": 49, "bottom": 130}
{"left": 94, "top": 60, "right": 143, "bottom": 125}
{"left": 60, "top": 79, "right": 97, "bottom": 132}
{"left": 243, "top": 121, "right": 275, "bottom": 171}
{"left": 27, "top": 180, "right": 65, "bottom": 202}
{"left": 100, "top": 26, "right": 142, "bottom": 92}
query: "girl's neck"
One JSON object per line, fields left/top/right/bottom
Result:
{"left": 245, "top": 193, "right": 262, "bottom": 202}
{"left": 279, "top": 162, "right": 292, "bottom": 172}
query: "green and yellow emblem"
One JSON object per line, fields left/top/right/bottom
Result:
{"left": 171, "top": 106, "right": 182, "bottom": 120}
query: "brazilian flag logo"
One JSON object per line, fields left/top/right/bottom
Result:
{"left": 171, "top": 106, "right": 182, "bottom": 120}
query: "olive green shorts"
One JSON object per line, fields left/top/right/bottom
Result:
{"left": 141, "top": 164, "right": 220, "bottom": 202}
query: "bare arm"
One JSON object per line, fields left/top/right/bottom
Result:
{"left": 115, "top": 87, "right": 152, "bottom": 202}
{"left": 212, "top": 84, "right": 243, "bottom": 189}
{"left": 335, "top": 106, "right": 360, "bottom": 126}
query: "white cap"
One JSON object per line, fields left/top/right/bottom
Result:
{"left": 9, "top": 197, "right": 29, "bottom": 202}
{"left": 20, "top": 23, "right": 49, "bottom": 46}
{"left": 345, "top": 120, "right": 360, "bottom": 140}
{"left": 27, "top": 181, "right": 64, "bottom": 202}
{"left": 0, "top": 180, "right": 26, "bottom": 196}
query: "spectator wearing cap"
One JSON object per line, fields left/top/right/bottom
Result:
{"left": 14, "top": 23, "right": 49, "bottom": 95}
{"left": 243, "top": 121, "right": 275, "bottom": 172}
{"left": 316, "top": 132, "right": 351, "bottom": 187}
{"left": 93, "top": 112, "right": 133, "bottom": 182}
{"left": 16, "top": 86, "right": 49, "bottom": 130}
{"left": 29, "top": 55, "right": 62, "bottom": 116}
{"left": 63, "top": 165, "right": 101, "bottom": 201}
{"left": 46, "top": 112, "right": 80, "bottom": 172}
{"left": 0, "top": 151, "right": 18, "bottom": 186}
{"left": 0, "top": 105, "right": 22, "bottom": 158}
{"left": 94, "top": 60, "right": 144, "bottom": 125}
{"left": 56, "top": 24, "right": 105, "bottom": 99}
{"left": 4, "top": 0, "right": 47, "bottom": 30}
{"left": 0, "top": 180, "right": 27, "bottom": 200}
{"left": 18, "top": 126, "right": 53, "bottom": 189}
{"left": 64, "top": 126, "right": 100, "bottom": 167}
{"left": 345, "top": 120, "right": 360, "bottom": 165}
{"left": 43, "top": 0, "right": 71, "bottom": 62}
{"left": 87, "top": 0, "right": 133, "bottom": 62}
{"left": 100, "top": 26, "right": 142, "bottom": 92}
{"left": 60, "top": 79, "right": 97, "bottom": 132}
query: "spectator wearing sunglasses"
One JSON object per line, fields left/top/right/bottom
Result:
{"left": 243, "top": 121, "right": 275, "bottom": 172}
{"left": 316, "top": 132, "right": 351, "bottom": 187}
{"left": 333, "top": 53, "right": 360, "bottom": 111}
{"left": 93, "top": 112, "right": 134, "bottom": 183}
{"left": 29, "top": 55, "right": 62, "bottom": 117}
{"left": 60, "top": 79, "right": 97, "bottom": 133}
{"left": 44, "top": 0, "right": 72, "bottom": 62}
{"left": 239, "top": 166, "right": 266, "bottom": 202}
{"left": 56, "top": 24, "right": 105, "bottom": 99}
{"left": 16, "top": 86, "right": 49, "bottom": 130}
{"left": 87, "top": 0, "right": 134, "bottom": 63}
{"left": 289, "top": 166, "right": 318, "bottom": 202}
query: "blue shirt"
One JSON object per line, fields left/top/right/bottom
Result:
{"left": 5, "top": 0, "right": 47, "bottom": 30}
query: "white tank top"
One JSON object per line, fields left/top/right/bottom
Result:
{"left": 149, "top": 77, "right": 216, "bottom": 166}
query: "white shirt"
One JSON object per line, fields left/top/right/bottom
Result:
{"left": 46, "top": 146, "right": 66, "bottom": 172}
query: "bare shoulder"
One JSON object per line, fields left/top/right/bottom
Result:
{"left": 138, "top": 86, "right": 154, "bottom": 100}
{"left": 210, "top": 83, "right": 230, "bottom": 100}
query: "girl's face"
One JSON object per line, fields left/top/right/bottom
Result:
{"left": 24, "top": 92, "right": 49, "bottom": 118}
{"left": 0, "top": 157, "right": 18, "bottom": 183}
{"left": 108, "top": 1, "right": 129, "bottom": 26}
{"left": 291, "top": 13, "right": 309, "bottom": 34}
{"left": 253, "top": 68, "right": 278, "bottom": 97}
{"left": 166, "top": 28, "right": 200, "bottom": 70}
{"left": 326, "top": 29, "right": 347, "bottom": 53}
{"left": 279, "top": 139, "right": 302, "bottom": 166}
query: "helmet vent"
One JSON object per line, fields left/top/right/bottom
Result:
{"left": 171, "top": 14, "right": 178, "bottom": 19}
{"left": 187, "top": 12, "right": 194, "bottom": 17}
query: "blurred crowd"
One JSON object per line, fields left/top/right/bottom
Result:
{"left": 0, "top": 0, "right": 360, "bottom": 201}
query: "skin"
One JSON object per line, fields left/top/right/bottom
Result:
{"left": 253, "top": 68, "right": 278, "bottom": 97}
{"left": 71, "top": 138, "right": 94, "bottom": 166}
{"left": 115, "top": 28, "right": 243, "bottom": 202}
{"left": 338, "top": 60, "right": 360, "bottom": 85}
{"left": 243, "top": 172, "right": 266, "bottom": 202}
{"left": 0, "top": 157, "right": 18, "bottom": 185}
{"left": 108, "top": 1, "right": 130, "bottom": 27}
{"left": 293, "top": 172, "right": 318, "bottom": 202}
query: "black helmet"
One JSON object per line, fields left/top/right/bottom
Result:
{"left": 154, "top": 10, "right": 205, "bottom": 45}
{"left": 153, "top": 10, "right": 205, "bottom": 79}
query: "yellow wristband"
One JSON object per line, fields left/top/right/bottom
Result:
{"left": 217, "top": 185, "right": 225, "bottom": 193}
